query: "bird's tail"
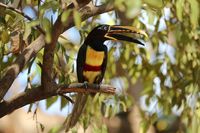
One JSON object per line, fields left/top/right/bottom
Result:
{"left": 65, "top": 93, "right": 88, "bottom": 132}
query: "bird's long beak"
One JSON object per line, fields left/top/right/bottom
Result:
{"left": 105, "top": 25, "right": 148, "bottom": 45}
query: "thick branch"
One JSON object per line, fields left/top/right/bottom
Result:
{"left": 0, "top": 83, "right": 115, "bottom": 118}
{"left": 0, "top": 2, "right": 31, "bottom": 20}
{"left": 67, "top": 0, "right": 91, "bottom": 9}
{"left": 41, "top": 1, "right": 93, "bottom": 89}
{"left": 41, "top": 17, "right": 64, "bottom": 89}
{"left": 0, "top": 35, "right": 45, "bottom": 101}
{"left": 58, "top": 83, "right": 115, "bottom": 94}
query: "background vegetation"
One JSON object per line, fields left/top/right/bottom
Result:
{"left": 0, "top": 0, "right": 199, "bottom": 132}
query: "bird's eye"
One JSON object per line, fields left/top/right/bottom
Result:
{"left": 98, "top": 26, "right": 108, "bottom": 31}
{"left": 103, "top": 26, "right": 108, "bottom": 30}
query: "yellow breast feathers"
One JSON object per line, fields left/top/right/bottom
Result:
{"left": 85, "top": 46, "right": 105, "bottom": 66}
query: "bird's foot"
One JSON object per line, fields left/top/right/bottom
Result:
{"left": 83, "top": 81, "right": 89, "bottom": 89}
{"left": 96, "top": 84, "right": 101, "bottom": 90}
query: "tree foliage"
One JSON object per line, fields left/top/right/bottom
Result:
{"left": 0, "top": 0, "right": 200, "bottom": 132}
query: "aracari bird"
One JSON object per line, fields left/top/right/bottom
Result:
{"left": 65, "top": 25, "right": 147, "bottom": 130}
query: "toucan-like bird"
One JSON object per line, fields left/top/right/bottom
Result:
{"left": 65, "top": 25, "right": 147, "bottom": 130}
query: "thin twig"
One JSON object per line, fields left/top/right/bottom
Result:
{"left": 0, "top": 2, "right": 45, "bottom": 34}
{"left": 58, "top": 93, "right": 74, "bottom": 104}
{"left": 0, "top": 0, "right": 114, "bottom": 108}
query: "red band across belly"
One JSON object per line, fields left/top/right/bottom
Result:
{"left": 84, "top": 63, "right": 101, "bottom": 71}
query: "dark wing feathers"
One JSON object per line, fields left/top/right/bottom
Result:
{"left": 76, "top": 44, "right": 87, "bottom": 82}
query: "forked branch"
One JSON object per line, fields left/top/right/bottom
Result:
{"left": 0, "top": 83, "right": 115, "bottom": 118}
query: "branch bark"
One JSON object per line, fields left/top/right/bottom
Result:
{"left": 0, "top": 83, "right": 115, "bottom": 118}
{"left": 0, "top": 2, "right": 114, "bottom": 101}
{"left": 0, "top": 35, "right": 45, "bottom": 101}
{"left": 0, "top": 3, "right": 113, "bottom": 117}
{"left": 41, "top": 1, "right": 114, "bottom": 88}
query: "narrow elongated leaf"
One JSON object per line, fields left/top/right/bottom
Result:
{"left": 61, "top": 10, "right": 72, "bottom": 24}
{"left": 60, "top": 96, "right": 68, "bottom": 110}
{"left": 188, "top": 0, "right": 199, "bottom": 28}
{"left": 144, "top": 0, "right": 163, "bottom": 9}
{"left": 1, "top": 30, "right": 9, "bottom": 44}
{"left": 176, "top": 0, "right": 184, "bottom": 21}
{"left": 23, "top": 23, "right": 31, "bottom": 40}
{"left": 46, "top": 96, "right": 58, "bottom": 109}
{"left": 41, "top": 18, "right": 52, "bottom": 43}
{"left": 73, "top": 10, "right": 81, "bottom": 29}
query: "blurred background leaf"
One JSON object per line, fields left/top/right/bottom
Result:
{"left": 0, "top": 0, "right": 200, "bottom": 132}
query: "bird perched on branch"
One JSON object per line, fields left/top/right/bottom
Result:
{"left": 65, "top": 25, "right": 147, "bottom": 131}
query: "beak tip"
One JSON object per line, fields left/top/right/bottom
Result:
{"left": 141, "top": 31, "right": 148, "bottom": 38}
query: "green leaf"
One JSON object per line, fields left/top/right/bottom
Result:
{"left": 126, "top": 0, "right": 142, "bottom": 18}
{"left": 104, "top": 105, "right": 111, "bottom": 118}
{"left": 28, "top": 103, "right": 33, "bottom": 113}
{"left": 139, "top": 120, "right": 149, "bottom": 133}
{"left": 1, "top": 30, "right": 10, "bottom": 44}
{"left": 188, "top": 0, "right": 199, "bottom": 28}
{"left": 26, "top": 0, "right": 32, "bottom": 5}
{"left": 119, "top": 101, "right": 127, "bottom": 112}
{"left": 23, "top": 20, "right": 40, "bottom": 40}
{"left": 46, "top": 96, "right": 58, "bottom": 109}
{"left": 39, "top": 0, "right": 59, "bottom": 16}
{"left": 176, "top": 0, "right": 184, "bottom": 21}
{"left": 48, "top": 126, "right": 61, "bottom": 133}
{"left": 144, "top": 0, "right": 163, "bottom": 9}
{"left": 124, "top": 48, "right": 130, "bottom": 61}
{"left": 41, "top": 18, "right": 51, "bottom": 33}
{"left": 156, "top": 119, "right": 168, "bottom": 131}
{"left": 41, "top": 18, "right": 52, "bottom": 43}
{"left": 61, "top": 10, "right": 72, "bottom": 24}
{"left": 147, "top": 10, "right": 156, "bottom": 25}
{"left": 0, "top": 16, "right": 6, "bottom": 25}
{"left": 40, "top": 123, "right": 45, "bottom": 132}
{"left": 23, "top": 23, "right": 31, "bottom": 40}
{"left": 192, "top": 112, "right": 200, "bottom": 133}
{"left": 73, "top": 10, "right": 82, "bottom": 29}
{"left": 60, "top": 96, "right": 68, "bottom": 110}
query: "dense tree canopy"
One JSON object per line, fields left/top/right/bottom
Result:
{"left": 0, "top": 0, "right": 199, "bottom": 132}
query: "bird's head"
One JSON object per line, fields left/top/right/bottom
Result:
{"left": 85, "top": 25, "right": 148, "bottom": 50}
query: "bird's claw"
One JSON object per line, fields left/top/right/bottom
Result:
{"left": 83, "top": 81, "right": 88, "bottom": 89}
{"left": 97, "top": 84, "right": 100, "bottom": 90}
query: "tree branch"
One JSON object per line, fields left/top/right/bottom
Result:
{"left": 67, "top": 0, "right": 91, "bottom": 9}
{"left": 63, "top": 2, "right": 114, "bottom": 31}
{"left": 0, "top": 83, "right": 115, "bottom": 118}
{"left": 0, "top": 35, "right": 45, "bottom": 101}
{"left": 0, "top": 1, "right": 114, "bottom": 101}
{"left": 41, "top": 1, "right": 93, "bottom": 89}
{"left": 58, "top": 83, "right": 115, "bottom": 94}
{"left": 0, "top": 2, "right": 45, "bottom": 34}
{"left": 41, "top": 1, "right": 114, "bottom": 89}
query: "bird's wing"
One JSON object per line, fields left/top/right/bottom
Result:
{"left": 76, "top": 44, "right": 87, "bottom": 82}
{"left": 65, "top": 44, "right": 88, "bottom": 131}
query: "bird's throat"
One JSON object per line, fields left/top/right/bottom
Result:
{"left": 83, "top": 46, "right": 105, "bottom": 83}
{"left": 85, "top": 46, "right": 104, "bottom": 66}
